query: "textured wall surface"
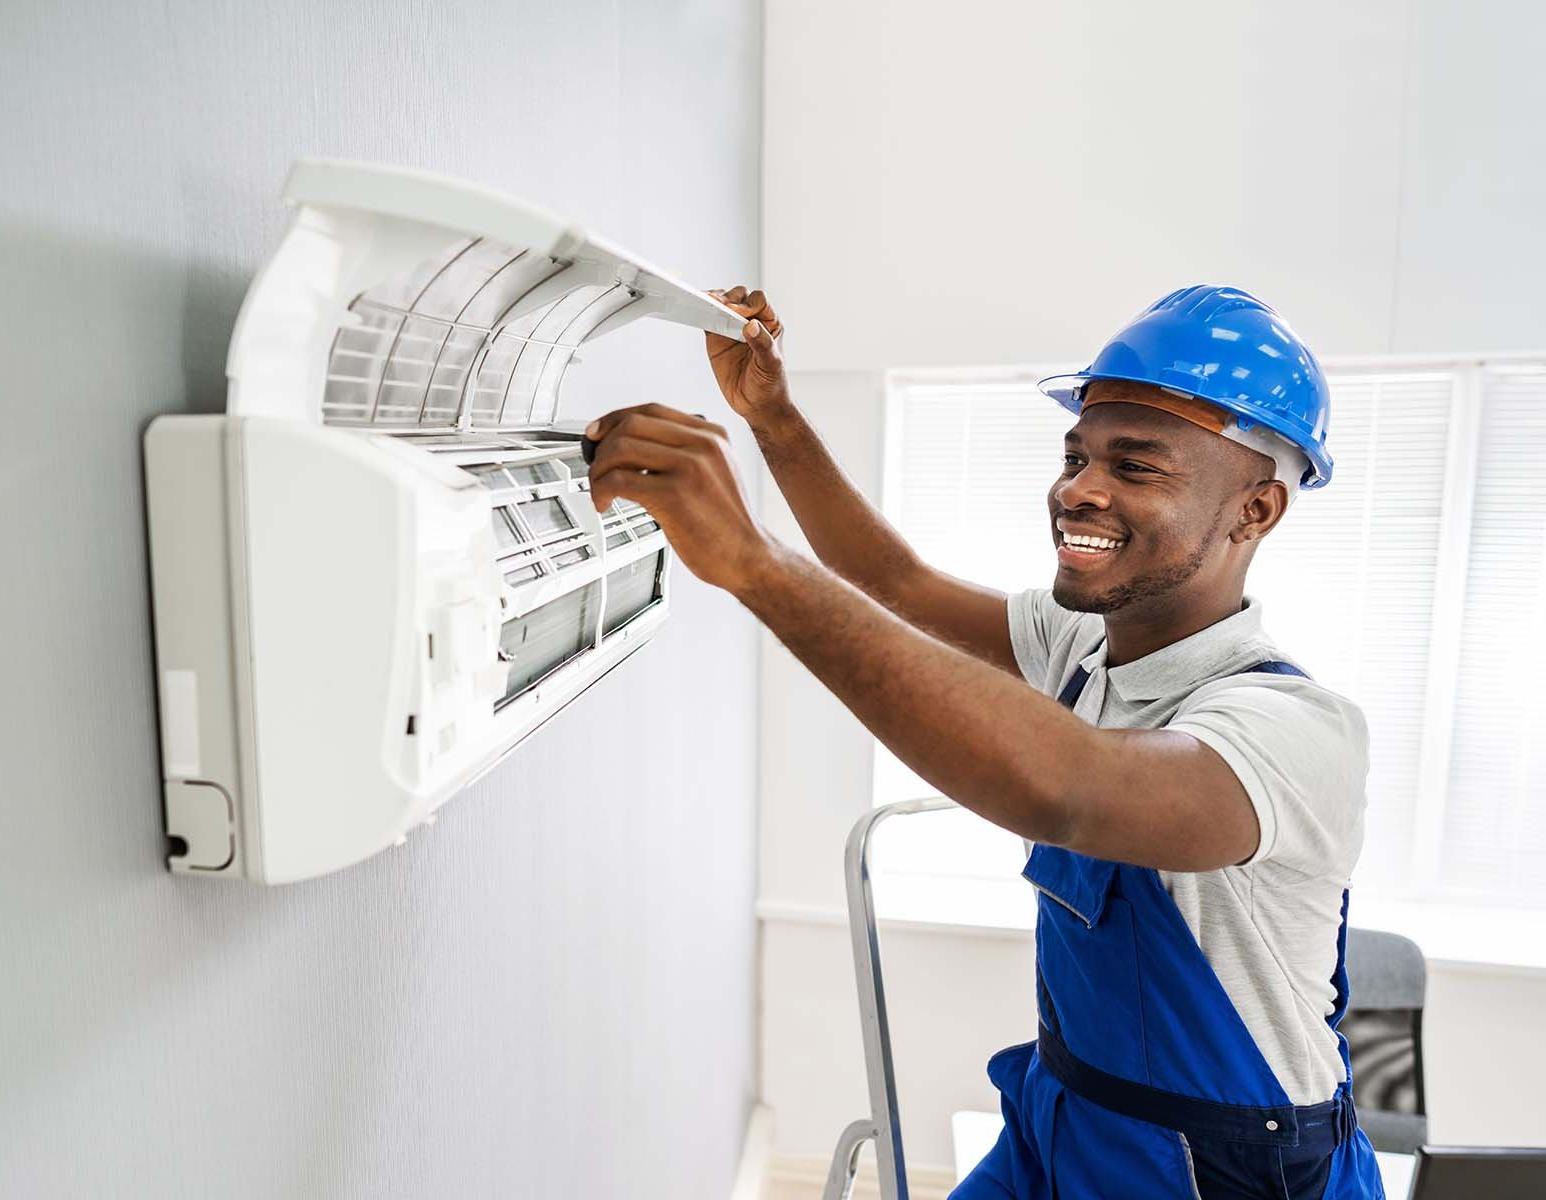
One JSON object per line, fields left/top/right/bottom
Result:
{"left": 0, "top": 2, "right": 762, "bottom": 1197}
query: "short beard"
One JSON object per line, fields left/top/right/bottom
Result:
{"left": 1053, "top": 535, "right": 1211, "bottom": 615}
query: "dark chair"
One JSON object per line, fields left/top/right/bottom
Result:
{"left": 1343, "top": 927, "right": 1428, "bottom": 1154}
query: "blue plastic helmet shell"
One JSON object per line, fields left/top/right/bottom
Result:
{"left": 1039, "top": 285, "right": 1334, "bottom": 488}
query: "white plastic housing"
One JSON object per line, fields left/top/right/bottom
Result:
{"left": 145, "top": 160, "right": 734, "bottom": 882}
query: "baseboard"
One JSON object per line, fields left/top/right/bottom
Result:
{"left": 731, "top": 1105, "right": 775, "bottom": 1200}
{"left": 766, "top": 1153, "right": 956, "bottom": 1200}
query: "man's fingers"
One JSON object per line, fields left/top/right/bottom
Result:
{"left": 742, "top": 289, "right": 781, "bottom": 335}
{"left": 587, "top": 414, "right": 734, "bottom": 511}
{"left": 590, "top": 467, "right": 669, "bottom": 515}
{"left": 709, "top": 285, "right": 781, "bottom": 338}
{"left": 588, "top": 411, "right": 728, "bottom": 456}
{"left": 587, "top": 445, "right": 692, "bottom": 510}
{"left": 592, "top": 434, "right": 696, "bottom": 477}
{"left": 585, "top": 402, "right": 709, "bottom": 441}
{"left": 743, "top": 320, "right": 784, "bottom": 372}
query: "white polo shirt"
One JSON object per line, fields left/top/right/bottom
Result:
{"left": 1008, "top": 589, "right": 1369, "bottom": 1105}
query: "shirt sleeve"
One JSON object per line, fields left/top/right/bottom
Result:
{"left": 1006, "top": 588, "right": 1063, "bottom": 687}
{"left": 1166, "top": 678, "right": 1370, "bottom": 876}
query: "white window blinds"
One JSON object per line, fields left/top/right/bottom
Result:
{"left": 888, "top": 378, "right": 1072, "bottom": 591}
{"left": 1440, "top": 367, "right": 1546, "bottom": 904}
{"left": 1247, "top": 372, "right": 1455, "bottom": 893}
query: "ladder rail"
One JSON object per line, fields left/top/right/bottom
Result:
{"left": 821, "top": 797, "right": 958, "bottom": 1200}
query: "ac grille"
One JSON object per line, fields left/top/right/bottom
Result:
{"left": 322, "top": 236, "right": 642, "bottom": 431}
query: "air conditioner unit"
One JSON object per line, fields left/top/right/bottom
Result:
{"left": 144, "top": 159, "right": 744, "bottom": 884}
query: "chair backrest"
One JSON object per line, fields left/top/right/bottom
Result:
{"left": 1343, "top": 927, "right": 1429, "bottom": 1154}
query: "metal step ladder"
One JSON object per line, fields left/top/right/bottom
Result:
{"left": 821, "top": 797, "right": 956, "bottom": 1200}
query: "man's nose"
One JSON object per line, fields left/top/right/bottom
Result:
{"left": 1053, "top": 463, "right": 1113, "bottom": 510}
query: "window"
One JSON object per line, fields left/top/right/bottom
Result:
{"left": 874, "top": 359, "right": 1546, "bottom": 919}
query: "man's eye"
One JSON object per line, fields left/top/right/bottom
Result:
{"left": 1062, "top": 454, "right": 1083, "bottom": 468}
{"left": 1120, "top": 461, "right": 1153, "bottom": 473}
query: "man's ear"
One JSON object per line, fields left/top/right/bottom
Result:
{"left": 1231, "top": 480, "right": 1290, "bottom": 543}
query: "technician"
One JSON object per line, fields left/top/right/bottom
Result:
{"left": 585, "top": 284, "right": 1385, "bottom": 1199}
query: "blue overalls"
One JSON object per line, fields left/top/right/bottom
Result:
{"left": 953, "top": 660, "right": 1385, "bottom": 1200}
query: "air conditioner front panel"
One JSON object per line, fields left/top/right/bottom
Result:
{"left": 239, "top": 419, "right": 501, "bottom": 882}
{"left": 228, "top": 158, "right": 747, "bottom": 431}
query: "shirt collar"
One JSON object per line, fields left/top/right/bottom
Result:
{"left": 1079, "top": 596, "right": 1267, "bottom": 703}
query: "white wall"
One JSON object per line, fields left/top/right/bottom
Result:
{"left": 759, "top": 0, "right": 1546, "bottom": 1176}
{"left": 0, "top": 3, "right": 763, "bottom": 1197}
{"left": 766, "top": 0, "right": 1546, "bottom": 373}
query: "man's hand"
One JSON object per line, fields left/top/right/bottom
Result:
{"left": 586, "top": 403, "right": 776, "bottom": 594}
{"left": 706, "top": 286, "right": 791, "bottom": 425}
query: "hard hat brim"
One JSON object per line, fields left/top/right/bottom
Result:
{"left": 1035, "top": 370, "right": 1332, "bottom": 489}
{"left": 1037, "top": 373, "right": 1093, "bottom": 414}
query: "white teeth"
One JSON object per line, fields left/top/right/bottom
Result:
{"left": 1062, "top": 533, "right": 1125, "bottom": 550}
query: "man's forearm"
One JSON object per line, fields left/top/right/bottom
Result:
{"left": 737, "top": 541, "right": 1092, "bottom": 843}
{"left": 750, "top": 401, "right": 924, "bottom": 602}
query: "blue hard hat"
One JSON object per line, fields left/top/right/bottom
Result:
{"left": 1039, "top": 284, "right": 1334, "bottom": 488}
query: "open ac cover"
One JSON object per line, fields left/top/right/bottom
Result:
{"left": 145, "top": 159, "right": 744, "bottom": 883}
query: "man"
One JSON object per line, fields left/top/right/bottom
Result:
{"left": 585, "top": 284, "right": 1384, "bottom": 1199}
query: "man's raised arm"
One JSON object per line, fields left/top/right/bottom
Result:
{"left": 703, "top": 287, "right": 1017, "bottom": 673}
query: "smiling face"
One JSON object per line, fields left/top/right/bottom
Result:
{"left": 1048, "top": 380, "right": 1284, "bottom": 617}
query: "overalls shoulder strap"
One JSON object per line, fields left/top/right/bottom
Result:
{"left": 1055, "top": 664, "right": 1093, "bottom": 708}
